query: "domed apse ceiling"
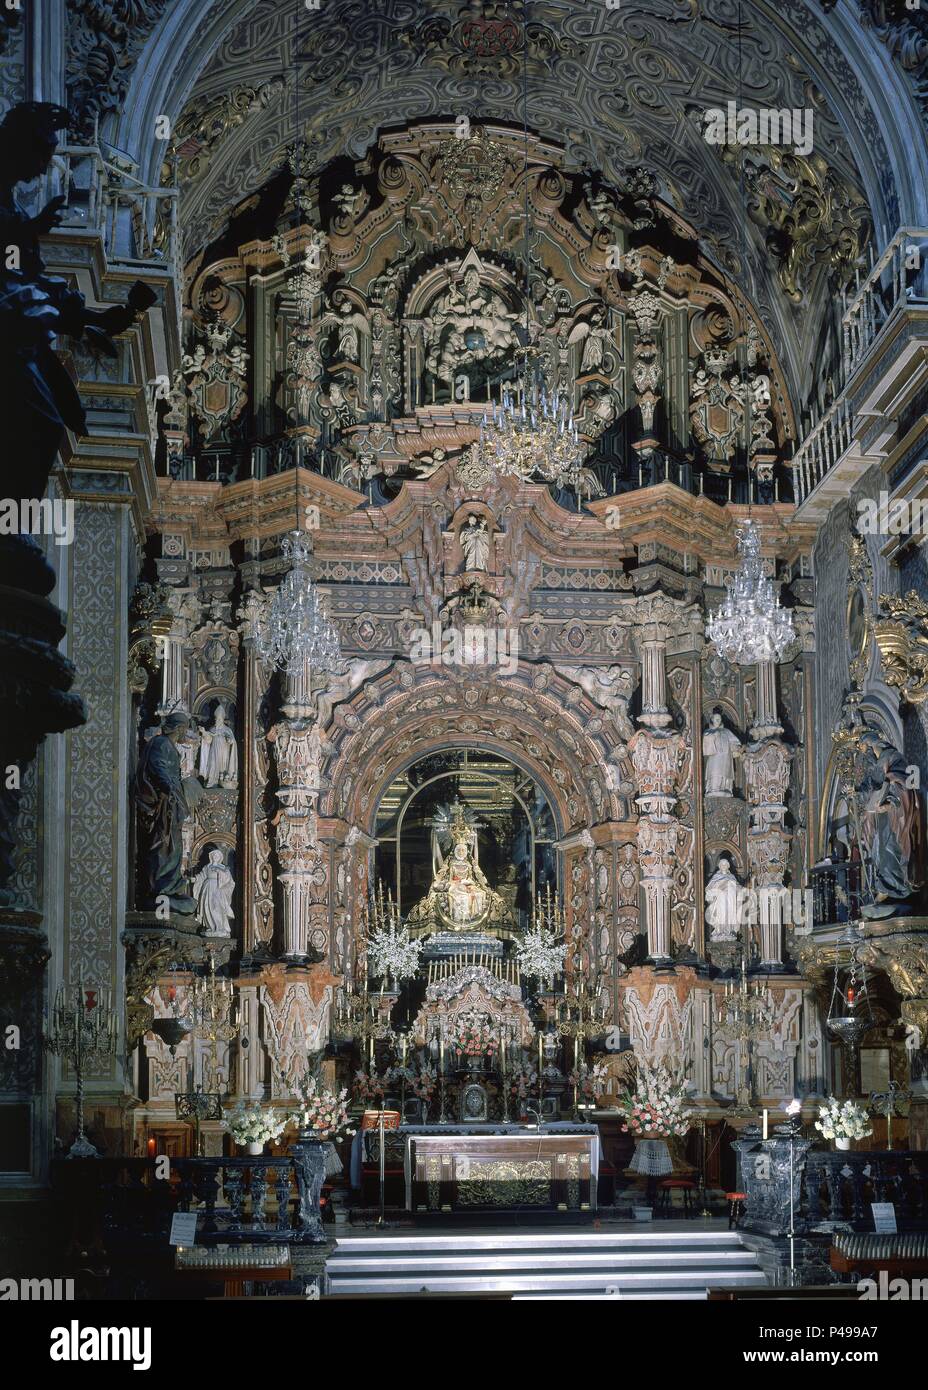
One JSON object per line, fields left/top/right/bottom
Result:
{"left": 153, "top": 0, "right": 908, "bottom": 411}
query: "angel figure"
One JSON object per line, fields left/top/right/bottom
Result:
{"left": 409, "top": 447, "right": 449, "bottom": 479}
{"left": 332, "top": 183, "right": 363, "bottom": 220}
{"left": 554, "top": 664, "right": 635, "bottom": 741}
{"left": 568, "top": 304, "right": 615, "bottom": 374}
{"left": 320, "top": 300, "right": 368, "bottom": 364}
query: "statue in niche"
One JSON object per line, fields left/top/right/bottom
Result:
{"left": 703, "top": 708, "right": 742, "bottom": 797}
{"left": 198, "top": 702, "right": 238, "bottom": 789}
{"left": 553, "top": 665, "right": 635, "bottom": 742}
{"left": 424, "top": 266, "right": 520, "bottom": 384}
{"left": 336, "top": 306, "right": 359, "bottom": 362}
{"left": 321, "top": 299, "right": 367, "bottom": 365}
{"left": 177, "top": 723, "right": 201, "bottom": 780}
{"left": 857, "top": 730, "right": 923, "bottom": 918}
{"left": 705, "top": 857, "right": 743, "bottom": 941}
{"left": 192, "top": 847, "right": 235, "bottom": 937}
{"left": 135, "top": 712, "right": 195, "bottom": 914}
{"left": 569, "top": 303, "right": 613, "bottom": 374}
{"left": 407, "top": 802, "right": 513, "bottom": 935}
{"left": 460, "top": 514, "right": 490, "bottom": 571}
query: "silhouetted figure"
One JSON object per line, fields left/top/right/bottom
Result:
{"left": 0, "top": 102, "right": 153, "bottom": 501}
{"left": 136, "top": 714, "right": 196, "bottom": 915}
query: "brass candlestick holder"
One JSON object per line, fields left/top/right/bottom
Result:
{"left": 715, "top": 943, "right": 774, "bottom": 1117}
{"left": 45, "top": 978, "right": 119, "bottom": 1158}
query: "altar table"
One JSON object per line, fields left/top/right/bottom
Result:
{"left": 402, "top": 1125, "right": 600, "bottom": 1213}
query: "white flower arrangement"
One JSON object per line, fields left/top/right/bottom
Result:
{"left": 291, "top": 1074, "right": 355, "bottom": 1141}
{"left": 619, "top": 1063, "right": 692, "bottom": 1139}
{"left": 569, "top": 1060, "right": 610, "bottom": 1100}
{"left": 222, "top": 1102, "right": 290, "bottom": 1147}
{"left": 814, "top": 1097, "right": 873, "bottom": 1142}
{"left": 515, "top": 925, "right": 566, "bottom": 987}
{"left": 366, "top": 923, "right": 422, "bottom": 984}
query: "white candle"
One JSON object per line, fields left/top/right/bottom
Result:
{"left": 762, "top": 1109, "right": 768, "bottom": 1140}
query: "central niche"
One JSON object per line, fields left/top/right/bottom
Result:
{"left": 374, "top": 748, "right": 557, "bottom": 933}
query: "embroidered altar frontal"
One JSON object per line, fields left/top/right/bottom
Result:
{"left": 404, "top": 1128, "right": 599, "bottom": 1212}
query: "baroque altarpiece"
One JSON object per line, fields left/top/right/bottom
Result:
{"left": 1, "top": 3, "right": 927, "bottom": 1255}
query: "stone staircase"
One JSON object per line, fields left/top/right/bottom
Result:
{"left": 324, "top": 1229, "right": 769, "bottom": 1299}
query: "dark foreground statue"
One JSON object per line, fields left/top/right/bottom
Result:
{"left": 0, "top": 101, "right": 154, "bottom": 501}
{"left": 136, "top": 714, "right": 196, "bottom": 915}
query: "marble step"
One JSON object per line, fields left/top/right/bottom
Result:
{"left": 331, "top": 1230, "right": 748, "bottom": 1252}
{"left": 331, "top": 1248, "right": 758, "bottom": 1272}
{"left": 325, "top": 1230, "right": 768, "bottom": 1298}
{"left": 326, "top": 1268, "right": 767, "bottom": 1296}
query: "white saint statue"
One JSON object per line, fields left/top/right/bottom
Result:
{"left": 177, "top": 724, "right": 201, "bottom": 780}
{"left": 460, "top": 514, "right": 490, "bottom": 571}
{"left": 702, "top": 708, "right": 742, "bottom": 797}
{"left": 705, "top": 857, "right": 742, "bottom": 942}
{"left": 192, "top": 848, "right": 235, "bottom": 937}
{"left": 198, "top": 703, "right": 239, "bottom": 789}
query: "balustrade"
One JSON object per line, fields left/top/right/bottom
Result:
{"left": 53, "top": 1153, "right": 328, "bottom": 1248}
{"left": 804, "top": 1151, "right": 928, "bottom": 1230}
{"left": 793, "top": 227, "right": 928, "bottom": 506}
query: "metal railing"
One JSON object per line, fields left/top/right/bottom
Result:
{"left": 842, "top": 228, "right": 928, "bottom": 385}
{"left": 805, "top": 1150, "right": 928, "bottom": 1229}
{"left": 43, "top": 142, "right": 181, "bottom": 349}
{"left": 793, "top": 227, "right": 928, "bottom": 507}
{"left": 54, "top": 1153, "right": 329, "bottom": 1245}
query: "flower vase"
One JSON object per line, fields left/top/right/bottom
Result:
{"left": 244, "top": 1141, "right": 264, "bottom": 1156}
{"left": 835, "top": 1137, "right": 852, "bottom": 1151}
{"left": 291, "top": 1133, "right": 329, "bottom": 1244}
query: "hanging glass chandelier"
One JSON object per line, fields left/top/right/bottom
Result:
{"left": 706, "top": 519, "right": 795, "bottom": 664}
{"left": 255, "top": 530, "right": 342, "bottom": 678}
{"left": 479, "top": 364, "right": 584, "bottom": 490}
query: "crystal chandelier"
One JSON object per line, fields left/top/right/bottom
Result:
{"left": 256, "top": 530, "right": 342, "bottom": 678}
{"left": 707, "top": 519, "right": 795, "bottom": 664}
{"left": 479, "top": 366, "right": 584, "bottom": 490}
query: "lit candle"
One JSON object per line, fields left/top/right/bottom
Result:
{"left": 147, "top": 1137, "right": 156, "bottom": 1157}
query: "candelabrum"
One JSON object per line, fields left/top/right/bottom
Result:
{"left": 715, "top": 946, "right": 774, "bottom": 1116}
{"left": 190, "top": 951, "right": 240, "bottom": 1093}
{"left": 553, "top": 974, "right": 606, "bottom": 1119}
{"left": 367, "top": 880, "right": 422, "bottom": 990}
{"left": 191, "top": 952, "right": 239, "bottom": 1045}
{"left": 174, "top": 1085, "right": 223, "bottom": 1157}
{"left": 332, "top": 984, "right": 395, "bottom": 1070}
{"left": 870, "top": 1081, "right": 911, "bottom": 1151}
{"left": 44, "top": 978, "right": 119, "bottom": 1158}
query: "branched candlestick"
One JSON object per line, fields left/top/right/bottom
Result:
{"left": 45, "top": 977, "right": 119, "bottom": 1158}
{"left": 174, "top": 1085, "right": 223, "bottom": 1157}
{"left": 715, "top": 944, "right": 774, "bottom": 1116}
{"left": 554, "top": 973, "right": 605, "bottom": 1118}
{"left": 870, "top": 1081, "right": 910, "bottom": 1151}
{"left": 191, "top": 951, "right": 239, "bottom": 1047}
